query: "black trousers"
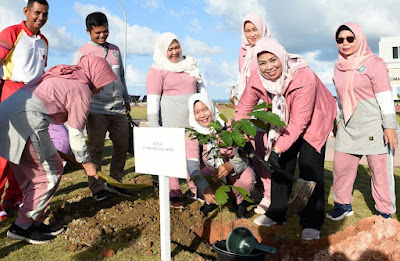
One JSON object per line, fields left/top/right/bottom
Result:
{"left": 265, "top": 137, "right": 326, "bottom": 230}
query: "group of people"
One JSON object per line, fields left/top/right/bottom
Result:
{"left": 0, "top": 0, "right": 397, "bottom": 245}
{"left": 0, "top": 0, "right": 132, "bottom": 244}
{"left": 147, "top": 13, "right": 398, "bottom": 242}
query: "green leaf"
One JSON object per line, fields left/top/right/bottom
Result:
{"left": 220, "top": 130, "right": 233, "bottom": 146}
{"left": 252, "top": 102, "right": 269, "bottom": 111}
{"left": 215, "top": 185, "right": 231, "bottom": 205}
{"left": 231, "top": 129, "right": 246, "bottom": 147}
{"left": 249, "top": 111, "right": 286, "bottom": 127}
{"left": 219, "top": 113, "right": 228, "bottom": 123}
{"left": 231, "top": 186, "right": 254, "bottom": 203}
{"left": 238, "top": 119, "right": 257, "bottom": 137}
{"left": 250, "top": 119, "right": 270, "bottom": 132}
{"left": 214, "top": 120, "right": 223, "bottom": 132}
{"left": 231, "top": 120, "right": 238, "bottom": 129}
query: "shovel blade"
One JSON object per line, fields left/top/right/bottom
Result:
{"left": 287, "top": 179, "right": 316, "bottom": 214}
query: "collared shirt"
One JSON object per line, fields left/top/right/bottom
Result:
{"left": 0, "top": 21, "right": 48, "bottom": 83}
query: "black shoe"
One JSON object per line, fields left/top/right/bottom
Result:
{"left": 36, "top": 223, "right": 64, "bottom": 236}
{"left": 105, "top": 184, "right": 134, "bottom": 197}
{"left": 7, "top": 223, "right": 55, "bottom": 244}
{"left": 93, "top": 189, "right": 109, "bottom": 201}
{"left": 235, "top": 202, "right": 249, "bottom": 219}
{"left": 200, "top": 202, "right": 218, "bottom": 216}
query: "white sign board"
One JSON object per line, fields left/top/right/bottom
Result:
{"left": 389, "top": 68, "right": 400, "bottom": 86}
{"left": 134, "top": 127, "right": 187, "bottom": 261}
{"left": 134, "top": 127, "right": 187, "bottom": 178}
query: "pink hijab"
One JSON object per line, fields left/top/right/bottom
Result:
{"left": 31, "top": 55, "right": 117, "bottom": 90}
{"left": 237, "top": 13, "right": 270, "bottom": 101}
{"left": 253, "top": 37, "right": 308, "bottom": 159}
{"left": 334, "top": 22, "right": 375, "bottom": 124}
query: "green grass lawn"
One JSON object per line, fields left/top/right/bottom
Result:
{"left": 1, "top": 105, "right": 399, "bottom": 260}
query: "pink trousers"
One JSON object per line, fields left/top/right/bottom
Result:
{"left": 333, "top": 150, "right": 396, "bottom": 214}
{"left": 10, "top": 135, "right": 64, "bottom": 226}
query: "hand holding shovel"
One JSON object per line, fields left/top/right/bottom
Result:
{"left": 238, "top": 143, "right": 316, "bottom": 214}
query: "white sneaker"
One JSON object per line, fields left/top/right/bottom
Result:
{"left": 254, "top": 197, "right": 270, "bottom": 214}
{"left": 301, "top": 228, "right": 320, "bottom": 240}
{"left": 254, "top": 215, "right": 277, "bottom": 227}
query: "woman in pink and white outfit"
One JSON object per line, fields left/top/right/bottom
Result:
{"left": 327, "top": 22, "right": 397, "bottom": 221}
{"left": 146, "top": 32, "right": 207, "bottom": 207}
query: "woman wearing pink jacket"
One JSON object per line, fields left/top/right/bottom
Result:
{"left": 236, "top": 13, "right": 272, "bottom": 215}
{"left": 327, "top": 22, "right": 398, "bottom": 221}
{"left": 0, "top": 55, "right": 116, "bottom": 244}
{"left": 236, "top": 37, "right": 336, "bottom": 240}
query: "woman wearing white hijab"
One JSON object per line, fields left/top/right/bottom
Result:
{"left": 235, "top": 13, "right": 271, "bottom": 215}
{"left": 146, "top": 32, "right": 207, "bottom": 207}
{"left": 186, "top": 93, "right": 255, "bottom": 218}
{"left": 236, "top": 37, "right": 336, "bottom": 240}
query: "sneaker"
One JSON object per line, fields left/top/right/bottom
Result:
{"left": 301, "top": 228, "right": 321, "bottom": 240}
{"left": 380, "top": 213, "right": 392, "bottom": 219}
{"left": 7, "top": 223, "right": 55, "bottom": 244}
{"left": 235, "top": 202, "right": 249, "bottom": 219}
{"left": 93, "top": 189, "right": 109, "bottom": 201}
{"left": 36, "top": 223, "right": 64, "bottom": 236}
{"left": 327, "top": 202, "right": 354, "bottom": 221}
{"left": 254, "top": 215, "right": 281, "bottom": 227}
{"left": 170, "top": 197, "right": 184, "bottom": 208}
{"left": 105, "top": 184, "right": 134, "bottom": 197}
{"left": 0, "top": 209, "right": 8, "bottom": 221}
{"left": 254, "top": 197, "right": 270, "bottom": 215}
{"left": 200, "top": 202, "right": 218, "bottom": 216}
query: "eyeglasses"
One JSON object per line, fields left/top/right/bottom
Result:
{"left": 336, "top": 36, "right": 355, "bottom": 44}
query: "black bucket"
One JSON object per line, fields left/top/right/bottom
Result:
{"left": 212, "top": 240, "right": 266, "bottom": 261}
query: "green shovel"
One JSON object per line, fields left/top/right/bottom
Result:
{"left": 226, "top": 227, "right": 277, "bottom": 255}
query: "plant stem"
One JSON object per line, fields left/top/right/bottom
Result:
{"left": 219, "top": 205, "right": 223, "bottom": 241}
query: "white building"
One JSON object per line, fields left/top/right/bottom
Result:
{"left": 379, "top": 36, "right": 400, "bottom": 100}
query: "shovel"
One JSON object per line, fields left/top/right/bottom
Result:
{"left": 226, "top": 227, "right": 277, "bottom": 255}
{"left": 58, "top": 150, "right": 151, "bottom": 190}
{"left": 239, "top": 144, "right": 316, "bottom": 214}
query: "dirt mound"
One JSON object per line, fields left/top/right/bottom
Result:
{"left": 47, "top": 177, "right": 400, "bottom": 260}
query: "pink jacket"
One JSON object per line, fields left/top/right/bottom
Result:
{"left": 236, "top": 66, "right": 336, "bottom": 153}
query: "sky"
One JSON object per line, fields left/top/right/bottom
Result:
{"left": 2, "top": 0, "right": 400, "bottom": 101}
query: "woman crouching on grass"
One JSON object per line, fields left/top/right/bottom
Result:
{"left": 0, "top": 55, "right": 117, "bottom": 244}
{"left": 186, "top": 93, "right": 255, "bottom": 218}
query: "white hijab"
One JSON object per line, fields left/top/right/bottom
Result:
{"left": 253, "top": 37, "right": 308, "bottom": 159}
{"left": 151, "top": 32, "right": 203, "bottom": 83}
{"left": 188, "top": 93, "right": 224, "bottom": 135}
{"left": 188, "top": 93, "right": 225, "bottom": 169}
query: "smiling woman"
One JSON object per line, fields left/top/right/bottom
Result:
{"left": 146, "top": 32, "right": 208, "bottom": 208}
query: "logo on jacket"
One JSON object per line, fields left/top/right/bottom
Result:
{"left": 357, "top": 65, "right": 366, "bottom": 73}
{"left": 113, "top": 51, "right": 118, "bottom": 57}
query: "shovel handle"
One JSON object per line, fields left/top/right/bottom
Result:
{"left": 247, "top": 152, "right": 299, "bottom": 182}
{"left": 254, "top": 243, "right": 277, "bottom": 254}
{"left": 58, "top": 150, "right": 83, "bottom": 169}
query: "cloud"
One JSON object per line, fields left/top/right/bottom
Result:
{"left": 188, "top": 18, "right": 201, "bottom": 34}
{"left": 204, "top": 0, "right": 400, "bottom": 55}
{"left": 302, "top": 50, "right": 335, "bottom": 85}
{"left": 125, "top": 65, "right": 147, "bottom": 87}
{"left": 183, "top": 36, "right": 224, "bottom": 56}
{"left": 73, "top": 2, "right": 160, "bottom": 55}
{"left": 0, "top": 1, "right": 25, "bottom": 28}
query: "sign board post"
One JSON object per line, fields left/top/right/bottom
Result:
{"left": 134, "top": 127, "right": 187, "bottom": 261}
